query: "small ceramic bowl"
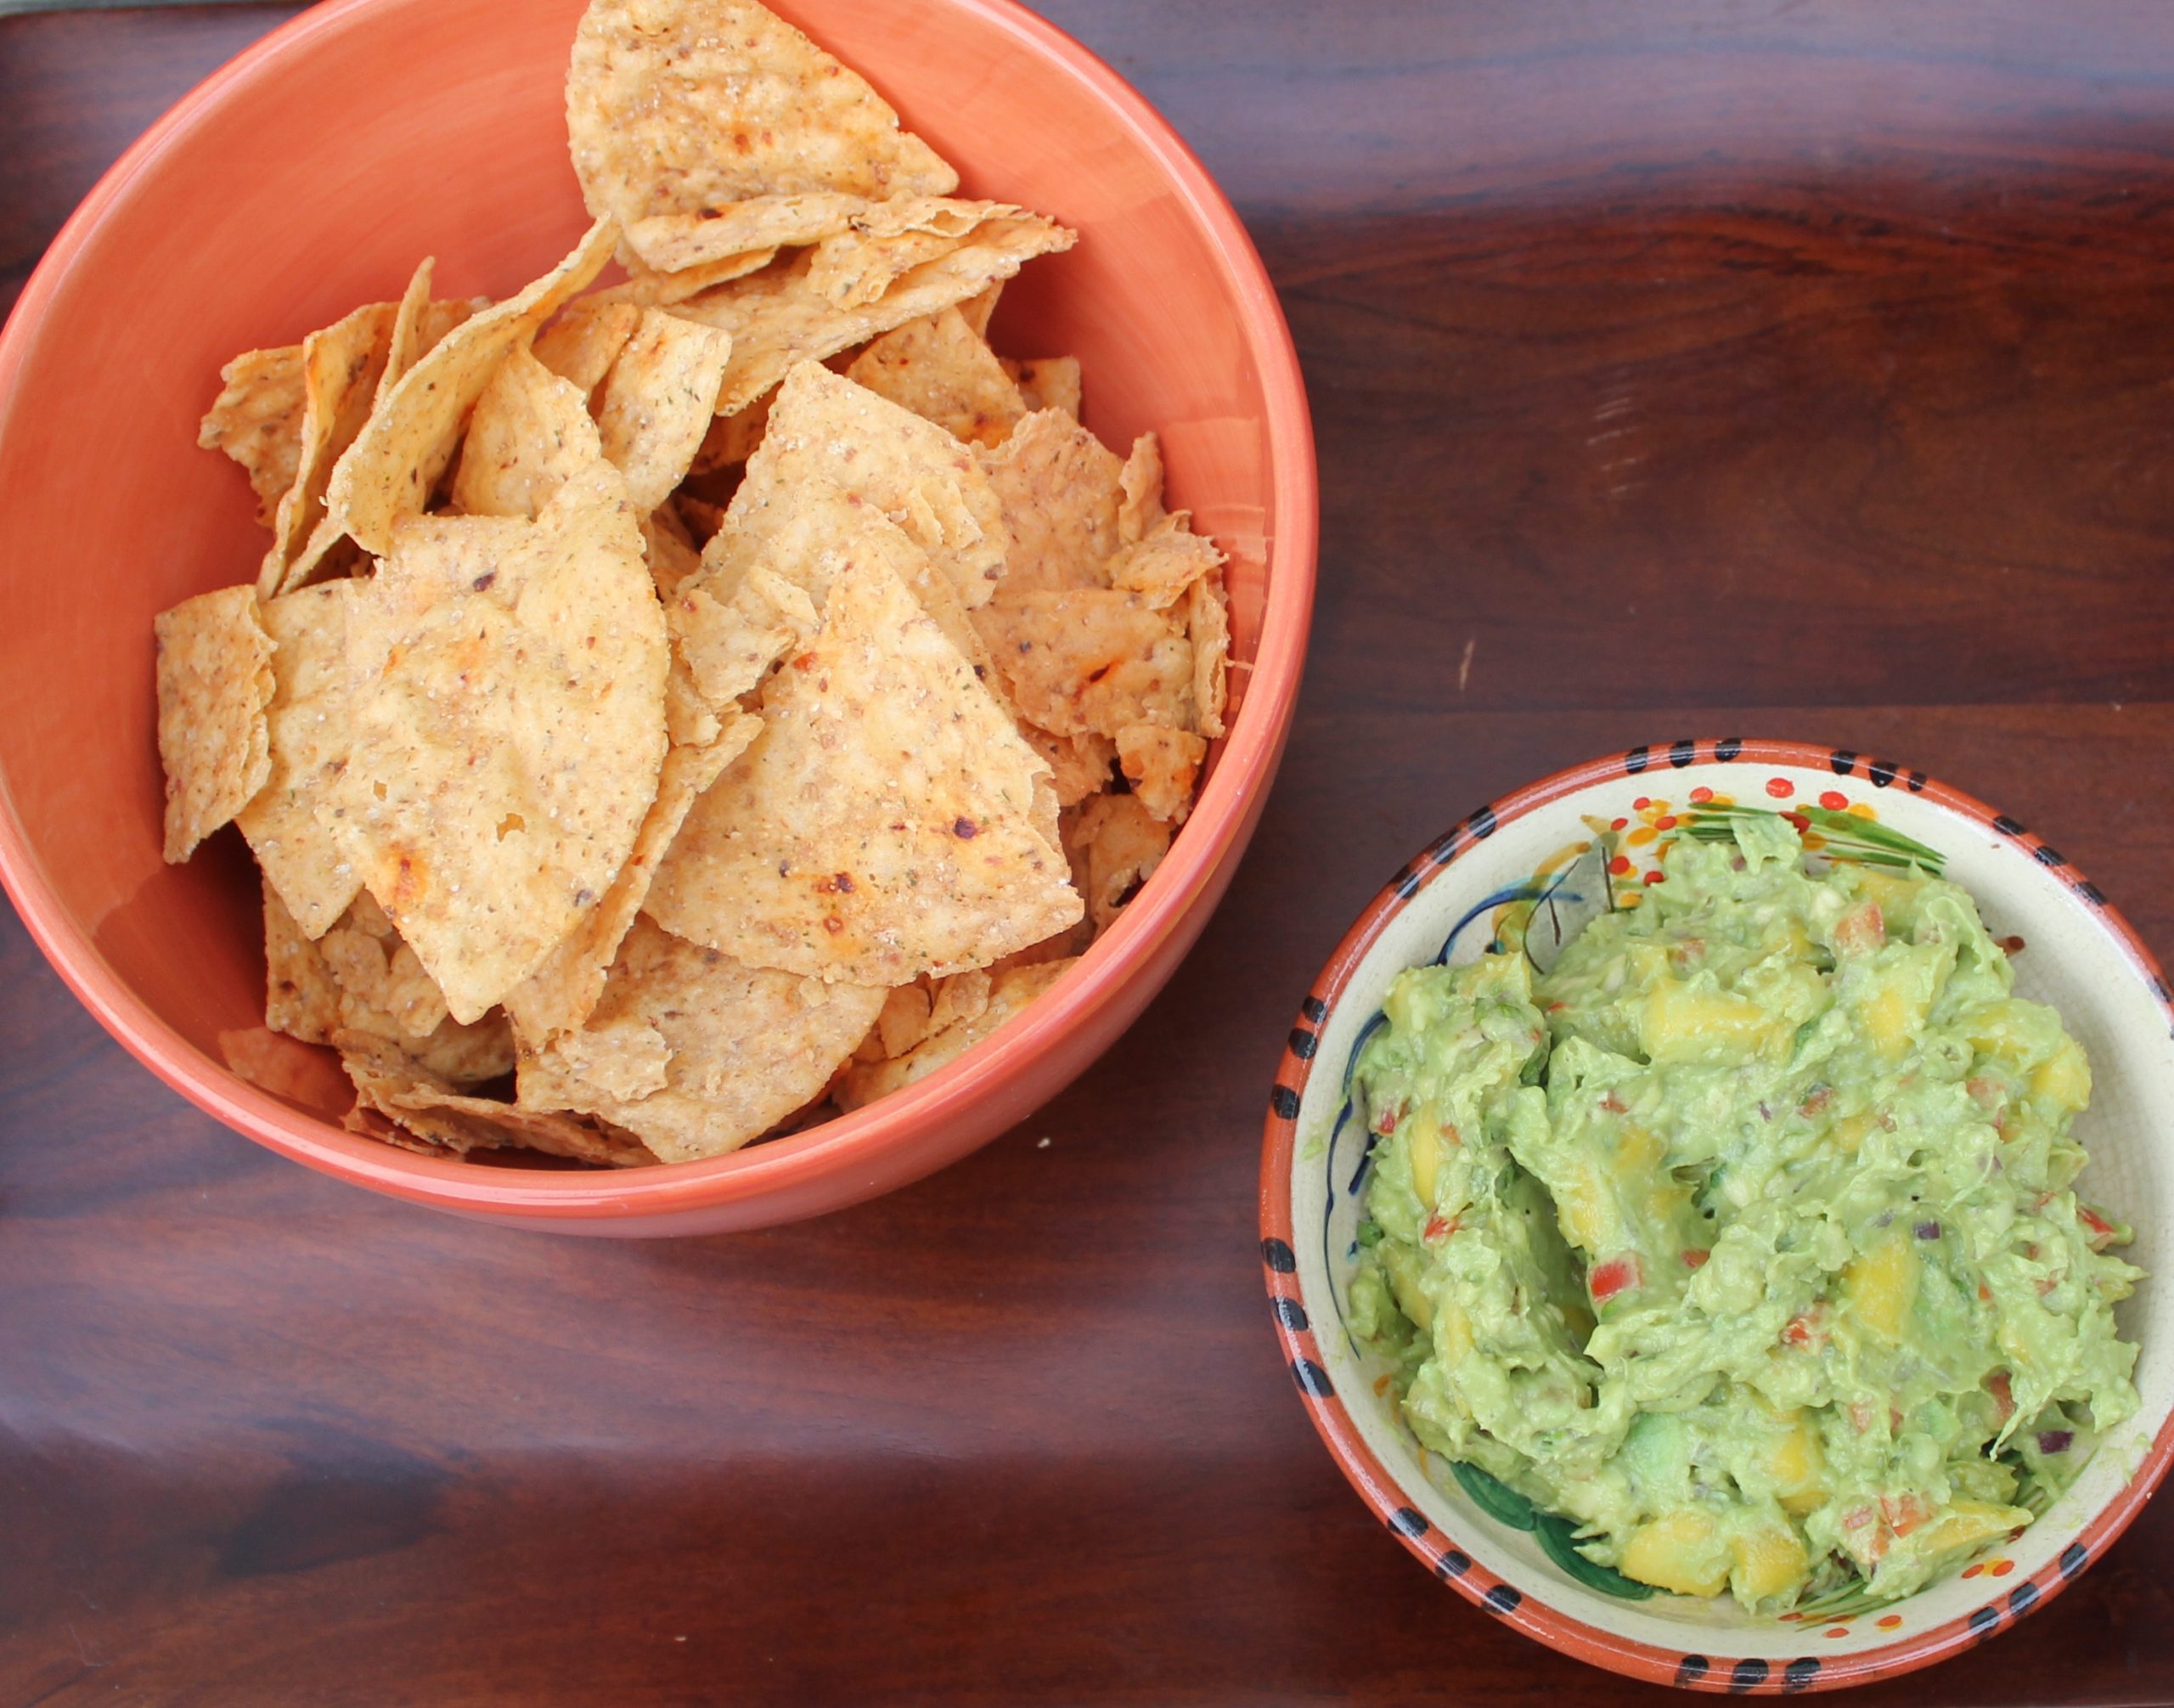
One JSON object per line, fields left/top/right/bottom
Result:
{"left": 0, "top": 0, "right": 1315, "bottom": 1233}
{"left": 1260, "top": 738, "right": 2174, "bottom": 1692}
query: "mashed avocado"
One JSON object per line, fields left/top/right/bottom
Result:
{"left": 1349, "top": 815, "right": 2143, "bottom": 1612}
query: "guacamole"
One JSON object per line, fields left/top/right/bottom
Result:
{"left": 1349, "top": 815, "right": 2143, "bottom": 1611}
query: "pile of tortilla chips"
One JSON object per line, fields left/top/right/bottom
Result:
{"left": 154, "top": 0, "right": 1231, "bottom": 1168}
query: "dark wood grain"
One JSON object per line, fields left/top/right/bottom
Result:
{"left": 5, "top": 4, "right": 2174, "bottom": 1704}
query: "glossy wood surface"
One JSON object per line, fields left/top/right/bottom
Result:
{"left": 5, "top": 3, "right": 2174, "bottom": 1701}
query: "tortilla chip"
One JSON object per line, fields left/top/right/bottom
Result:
{"left": 262, "top": 879, "right": 343, "bottom": 1041}
{"left": 624, "top": 200, "right": 866, "bottom": 274}
{"left": 1006, "top": 356, "right": 1080, "bottom": 420}
{"left": 567, "top": 0, "right": 955, "bottom": 268}
{"left": 976, "top": 588, "right": 1194, "bottom": 741}
{"left": 504, "top": 710, "right": 758, "bottom": 1043}
{"left": 928, "top": 967, "right": 991, "bottom": 1035}
{"left": 336, "top": 459, "right": 668, "bottom": 1021}
{"left": 668, "top": 564, "right": 819, "bottom": 708}
{"left": 155, "top": 584, "right": 275, "bottom": 863}
{"left": 874, "top": 984, "right": 934, "bottom": 1057}
{"left": 1189, "top": 570, "right": 1231, "bottom": 741}
{"left": 836, "top": 958, "right": 1073, "bottom": 1110}
{"left": 338, "top": 1028, "right": 651, "bottom": 1165}
{"left": 845, "top": 306, "right": 1026, "bottom": 448}
{"left": 1116, "top": 724, "right": 1206, "bottom": 825}
{"left": 534, "top": 298, "right": 642, "bottom": 393}
{"left": 1117, "top": 431, "right": 1164, "bottom": 544}
{"left": 318, "top": 889, "right": 448, "bottom": 1040}
{"left": 645, "top": 551, "right": 1077, "bottom": 984}
{"left": 234, "top": 580, "right": 361, "bottom": 936}
{"left": 957, "top": 281, "right": 1002, "bottom": 340}
{"left": 689, "top": 385, "right": 774, "bottom": 474}
{"left": 1068, "top": 794, "right": 1171, "bottom": 935}
{"left": 672, "top": 211, "right": 1075, "bottom": 417}
{"left": 1107, "top": 512, "right": 1224, "bottom": 610}
{"left": 515, "top": 916, "right": 885, "bottom": 1160}
{"left": 451, "top": 345, "right": 605, "bottom": 521}
{"left": 1019, "top": 724, "right": 1115, "bottom": 809}
{"left": 975, "top": 408, "right": 1123, "bottom": 595}
{"left": 596, "top": 247, "right": 780, "bottom": 308}
{"left": 726, "top": 360, "right": 1007, "bottom": 612}
{"left": 324, "top": 218, "right": 617, "bottom": 556}
{"left": 640, "top": 504, "right": 704, "bottom": 598}
{"left": 254, "top": 299, "right": 397, "bottom": 596}
{"left": 807, "top": 200, "right": 1029, "bottom": 309}
{"left": 199, "top": 346, "right": 307, "bottom": 527}
{"left": 594, "top": 308, "right": 735, "bottom": 510}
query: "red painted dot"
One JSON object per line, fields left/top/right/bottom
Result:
{"left": 1826, "top": 1626, "right": 1850, "bottom": 1639}
{"left": 1766, "top": 777, "right": 1794, "bottom": 798}
{"left": 1643, "top": 871, "right": 1665, "bottom": 886}
{"left": 1819, "top": 790, "right": 1848, "bottom": 812}
{"left": 1611, "top": 816, "right": 1629, "bottom": 831}
{"left": 1876, "top": 1614, "right": 1904, "bottom": 1631}
{"left": 1653, "top": 815, "right": 1678, "bottom": 831}
{"left": 1990, "top": 1559, "right": 2015, "bottom": 1577}
{"left": 1608, "top": 855, "right": 1632, "bottom": 876}
{"left": 1689, "top": 786, "right": 1713, "bottom": 803}
{"left": 1962, "top": 1564, "right": 1983, "bottom": 1579}
{"left": 1783, "top": 811, "right": 1810, "bottom": 833}
{"left": 1633, "top": 796, "right": 1651, "bottom": 811}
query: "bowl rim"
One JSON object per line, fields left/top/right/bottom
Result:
{"left": 0, "top": 0, "right": 1318, "bottom": 1220}
{"left": 1258, "top": 736, "right": 2174, "bottom": 1693}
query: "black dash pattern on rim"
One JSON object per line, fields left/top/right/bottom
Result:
{"left": 1729, "top": 1658, "right": 1770, "bottom": 1694}
{"left": 1270, "top": 1296, "right": 1308, "bottom": 1333}
{"left": 1715, "top": 736, "right": 1743, "bottom": 763}
{"left": 1868, "top": 758, "right": 1897, "bottom": 788}
{"left": 1668, "top": 737, "right": 1696, "bottom": 769}
{"left": 1676, "top": 1657, "right": 1710, "bottom": 1688}
{"left": 1291, "top": 1358, "right": 1332, "bottom": 1398}
{"left": 2075, "top": 879, "right": 2107, "bottom": 906}
{"left": 1482, "top": 1583, "right": 1522, "bottom": 1615}
{"left": 1468, "top": 804, "right": 1498, "bottom": 840}
{"left": 2007, "top": 1581, "right": 2041, "bottom": 1618}
{"left": 1991, "top": 814, "right": 2027, "bottom": 837}
{"left": 1436, "top": 1547, "right": 1470, "bottom": 1580}
{"left": 1968, "top": 1605, "right": 2000, "bottom": 1642}
{"left": 1625, "top": 745, "right": 1652, "bottom": 775}
{"left": 1782, "top": 1657, "right": 1821, "bottom": 1694}
{"left": 1300, "top": 995, "right": 1326, "bottom": 1023}
{"left": 1906, "top": 769, "right": 1929, "bottom": 792}
{"left": 2060, "top": 1542, "right": 2088, "bottom": 1579}
{"left": 1429, "top": 829, "right": 1462, "bottom": 868}
{"left": 1393, "top": 866, "right": 1423, "bottom": 900}
{"left": 2153, "top": 973, "right": 2173, "bottom": 1005}
{"left": 2032, "top": 844, "right": 2064, "bottom": 868}
{"left": 1260, "top": 1237, "right": 1297, "bottom": 1274}
{"left": 1388, "top": 1507, "right": 1428, "bottom": 1539}
{"left": 1287, "top": 1028, "right": 1318, "bottom": 1061}
{"left": 1829, "top": 749, "right": 1857, "bottom": 776}
{"left": 1269, "top": 1084, "right": 1300, "bottom": 1121}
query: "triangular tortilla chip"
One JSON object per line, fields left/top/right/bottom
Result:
{"left": 515, "top": 916, "right": 884, "bottom": 1161}
{"left": 595, "top": 247, "right": 780, "bottom": 308}
{"left": 974, "top": 588, "right": 1195, "bottom": 741}
{"left": 836, "top": 957, "right": 1073, "bottom": 1111}
{"left": 567, "top": 0, "right": 956, "bottom": 268}
{"left": 534, "top": 298, "right": 642, "bottom": 394}
{"left": 504, "top": 710, "right": 759, "bottom": 1043}
{"left": 338, "top": 1028, "right": 651, "bottom": 1165}
{"left": 975, "top": 408, "right": 1123, "bottom": 595}
{"left": 672, "top": 211, "right": 1074, "bottom": 417}
{"left": 450, "top": 346, "right": 605, "bottom": 520}
{"left": 235, "top": 579, "right": 361, "bottom": 936}
{"left": 644, "top": 552, "right": 1078, "bottom": 984}
{"left": 254, "top": 297, "right": 398, "bottom": 597}
{"left": 199, "top": 346, "right": 307, "bottom": 527}
{"left": 155, "top": 584, "right": 274, "bottom": 863}
{"left": 594, "top": 308, "right": 735, "bottom": 510}
{"left": 323, "top": 218, "right": 617, "bottom": 555}
{"left": 807, "top": 200, "right": 1031, "bottom": 308}
{"left": 336, "top": 459, "right": 668, "bottom": 1021}
{"left": 724, "top": 361, "right": 1007, "bottom": 612}
{"left": 845, "top": 306, "right": 1026, "bottom": 448}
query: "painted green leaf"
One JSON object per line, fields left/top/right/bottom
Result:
{"left": 1535, "top": 1513, "right": 1656, "bottom": 1600}
{"left": 1450, "top": 1460, "right": 1537, "bottom": 1531}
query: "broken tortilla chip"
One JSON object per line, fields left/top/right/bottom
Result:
{"left": 1006, "top": 356, "right": 1081, "bottom": 420}
{"left": 596, "top": 246, "right": 780, "bottom": 308}
{"left": 338, "top": 1028, "right": 650, "bottom": 1165}
{"left": 640, "top": 505, "right": 704, "bottom": 599}
{"left": 976, "top": 588, "right": 1195, "bottom": 741}
{"left": 645, "top": 551, "right": 1077, "bottom": 985}
{"left": 1107, "top": 512, "right": 1225, "bottom": 610}
{"left": 836, "top": 957, "right": 1073, "bottom": 1110}
{"left": 516, "top": 916, "right": 885, "bottom": 1161}
{"left": 567, "top": 0, "right": 955, "bottom": 269}
{"left": 534, "top": 297, "right": 641, "bottom": 394}
{"left": 336, "top": 459, "right": 668, "bottom": 1021}
{"left": 451, "top": 345, "right": 605, "bottom": 520}
{"left": 1189, "top": 570, "right": 1231, "bottom": 741}
{"left": 235, "top": 579, "right": 361, "bottom": 937}
{"left": 975, "top": 407, "right": 1123, "bottom": 595}
{"left": 1117, "top": 431, "right": 1164, "bottom": 544}
{"left": 846, "top": 305, "right": 1026, "bottom": 448}
{"left": 1018, "top": 724, "right": 1116, "bottom": 809}
{"left": 255, "top": 296, "right": 398, "bottom": 597}
{"left": 668, "top": 563, "right": 819, "bottom": 709}
{"left": 1068, "top": 794, "right": 1171, "bottom": 935}
{"left": 1115, "top": 723, "right": 1207, "bottom": 825}
{"left": 807, "top": 200, "right": 1028, "bottom": 309}
{"left": 323, "top": 217, "right": 617, "bottom": 556}
{"left": 594, "top": 308, "right": 735, "bottom": 510}
{"left": 155, "top": 584, "right": 274, "bottom": 864}
{"left": 199, "top": 346, "right": 307, "bottom": 528}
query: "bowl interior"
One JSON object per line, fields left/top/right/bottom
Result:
{"left": 0, "top": 0, "right": 1285, "bottom": 1176}
{"left": 1283, "top": 750, "right": 2174, "bottom": 1675}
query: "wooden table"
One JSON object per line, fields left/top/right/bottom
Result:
{"left": 6, "top": 3, "right": 2174, "bottom": 1702}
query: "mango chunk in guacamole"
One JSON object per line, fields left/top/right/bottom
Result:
{"left": 1349, "top": 819, "right": 2143, "bottom": 1612}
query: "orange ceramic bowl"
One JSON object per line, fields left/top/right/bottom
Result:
{"left": 0, "top": 0, "right": 1315, "bottom": 1233}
